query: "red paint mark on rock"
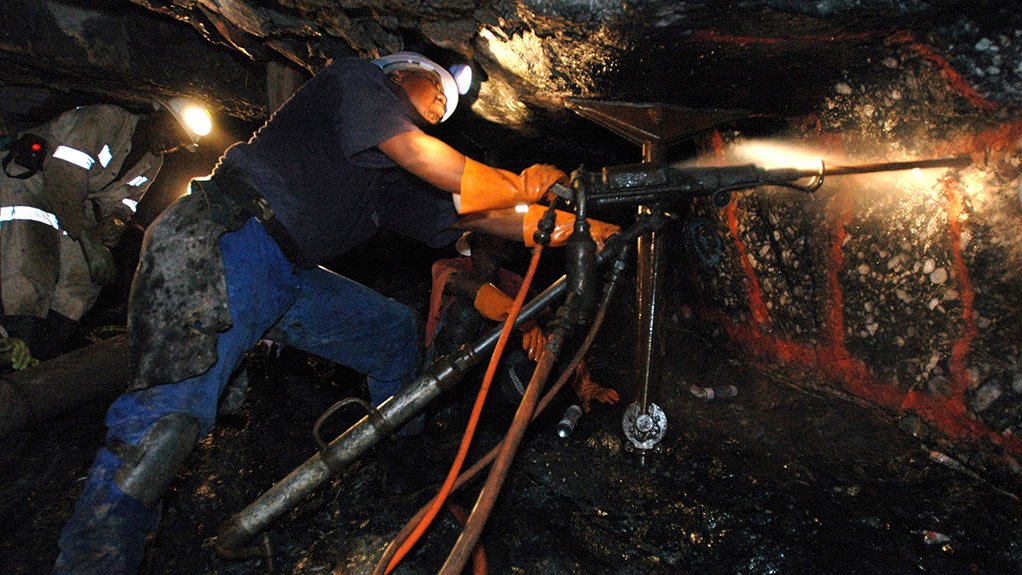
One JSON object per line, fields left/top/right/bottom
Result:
{"left": 888, "top": 31, "right": 998, "bottom": 111}
{"left": 934, "top": 120, "right": 1022, "bottom": 159}
{"left": 943, "top": 177, "right": 978, "bottom": 397}
{"left": 725, "top": 201, "right": 771, "bottom": 328}
{"left": 694, "top": 122, "right": 1022, "bottom": 462}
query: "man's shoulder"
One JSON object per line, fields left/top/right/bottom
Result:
{"left": 41, "top": 104, "right": 135, "bottom": 140}
{"left": 62, "top": 104, "right": 135, "bottom": 121}
{"left": 322, "top": 57, "right": 379, "bottom": 76}
{"left": 322, "top": 56, "right": 376, "bottom": 71}
{"left": 53, "top": 105, "right": 135, "bottom": 132}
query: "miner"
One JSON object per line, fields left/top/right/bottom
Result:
{"left": 423, "top": 232, "right": 619, "bottom": 440}
{"left": 0, "top": 98, "right": 211, "bottom": 364}
{"left": 54, "top": 52, "right": 617, "bottom": 573}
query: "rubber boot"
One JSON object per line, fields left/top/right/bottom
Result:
{"left": 55, "top": 413, "right": 200, "bottom": 574}
{"left": 54, "top": 449, "right": 160, "bottom": 575}
{"left": 426, "top": 299, "right": 484, "bottom": 433}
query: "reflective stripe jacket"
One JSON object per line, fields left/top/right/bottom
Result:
{"left": 0, "top": 104, "right": 161, "bottom": 238}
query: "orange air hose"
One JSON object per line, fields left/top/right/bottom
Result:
{"left": 447, "top": 502, "right": 488, "bottom": 575}
{"left": 373, "top": 260, "right": 619, "bottom": 575}
{"left": 381, "top": 244, "right": 544, "bottom": 574}
{"left": 439, "top": 327, "right": 559, "bottom": 573}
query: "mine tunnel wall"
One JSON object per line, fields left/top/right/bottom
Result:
{"left": 669, "top": 42, "right": 1022, "bottom": 487}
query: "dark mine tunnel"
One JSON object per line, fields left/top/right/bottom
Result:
{"left": 1, "top": 0, "right": 1021, "bottom": 573}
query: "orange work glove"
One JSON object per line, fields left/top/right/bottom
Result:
{"left": 458, "top": 158, "right": 565, "bottom": 214}
{"left": 473, "top": 285, "right": 546, "bottom": 360}
{"left": 520, "top": 321, "right": 547, "bottom": 362}
{"left": 522, "top": 205, "right": 621, "bottom": 249}
{"left": 573, "top": 361, "right": 619, "bottom": 412}
{"left": 473, "top": 282, "right": 514, "bottom": 321}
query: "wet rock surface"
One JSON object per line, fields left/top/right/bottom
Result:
{"left": 2, "top": 301, "right": 1021, "bottom": 574}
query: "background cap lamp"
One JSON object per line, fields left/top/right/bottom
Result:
{"left": 373, "top": 51, "right": 460, "bottom": 122}
{"left": 156, "top": 97, "right": 212, "bottom": 151}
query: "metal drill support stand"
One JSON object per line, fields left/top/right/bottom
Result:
{"left": 564, "top": 99, "right": 748, "bottom": 464}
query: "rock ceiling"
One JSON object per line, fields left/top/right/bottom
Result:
{"left": 1, "top": 0, "right": 1019, "bottom": 163}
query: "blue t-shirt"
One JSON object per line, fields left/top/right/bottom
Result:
{"left": 222, "top": 58, "right": 460, "bottom": 265}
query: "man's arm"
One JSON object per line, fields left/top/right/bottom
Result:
{"left": 378, "top": 131, "right": 619, "bottom": 246}
{"left": 455, "top": 207, "right": 620, "bottom": 250}
{"left": 41, "top": 154, "right": 90, "bottom": 239}
{"left": 377, "top": 130, "right": 563, "bottom": 213}
{"left": 377, "top": 130, "right": 466, "bottom": 193}
{"left": 452, "top": 209, "right": 525, "bottom": 242}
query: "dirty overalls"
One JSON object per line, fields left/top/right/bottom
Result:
{"left": 0, "top": 105, "right": 159, "bottom": 358}
{"left": 54, "top": 58, "right": 460, "bottom": 574}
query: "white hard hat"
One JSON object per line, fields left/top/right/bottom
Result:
{"left": 455, "top": 232, "right": 472, "bottom": 256}
{"left": 373, "top": 52, "right": 459, "bottom": 122}
{"left": 156, "top": 97, "right": 212, "bottom": 151}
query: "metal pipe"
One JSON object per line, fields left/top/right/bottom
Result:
{"left": 216, "top": 277, "right": 567, "bottom": 553}
{"left": 634, "top": 140, "right": 665, "bottom": 439}
{"left": 800, "top": 155, "right": 972, "bottom": 177}
{"left": 216, "top": 349, "right": 475, "bottom": 552}
{"left": 634, "top": 217, "right": 665, "bottom": 417}
{"left": 0, "top": 334, "right": 130, "bottom": 438}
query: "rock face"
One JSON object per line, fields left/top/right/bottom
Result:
{"left": 671, "top": 40, "right": 1021, "bottom": 485}
{"left": 3, "top": 2, "right": 1019, "bottom": 141}
{"left": 0, "top": 0, "right": 265, "bottom": 131}
{"left": 0, "top": 1, "right": 1020, "bottom": 479}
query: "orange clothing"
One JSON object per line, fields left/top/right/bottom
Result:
{"left": 424, "top": 257, "right": 524, "bottom": 349}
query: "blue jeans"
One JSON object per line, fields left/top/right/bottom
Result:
{"left": 55, "top": 218, "right": 420, "bottom": 574}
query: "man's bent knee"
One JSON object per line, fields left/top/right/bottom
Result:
{"left": 109, "top": 412, "right": 200, "bottom": 507}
